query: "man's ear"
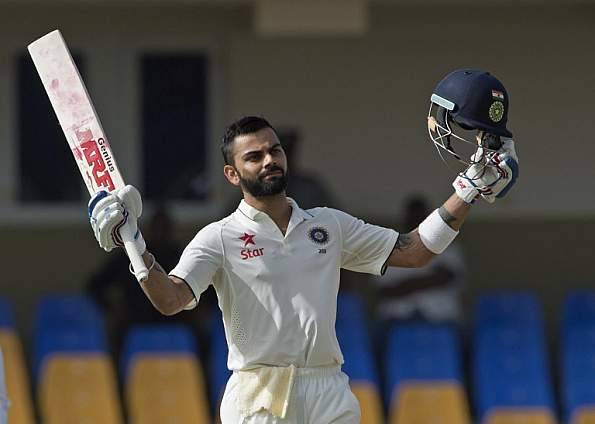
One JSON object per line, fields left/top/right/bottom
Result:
{"left": 223, "top": 164, "right": 241, "bottom": 186}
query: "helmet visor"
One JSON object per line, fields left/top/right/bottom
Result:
{"left": 427, "top": 101, "right": 502, "bottom": 176}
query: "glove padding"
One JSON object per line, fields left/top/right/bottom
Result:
{"left": 88, "top": 185, "right": 144, "bottom": 252}
{"left": 453, "top": 138, "right": 519, "bottom": 204}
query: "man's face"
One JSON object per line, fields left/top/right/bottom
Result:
{"left": 224, "top": 128, "right": 288, "bottom": 197}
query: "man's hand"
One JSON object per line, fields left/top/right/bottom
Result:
{"left": 88, "top": 185, "right": 145, "bottom": 253}
{"left": 453, "top": 139, "right": 519, "bottom": 204}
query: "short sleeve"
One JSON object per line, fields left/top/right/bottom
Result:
{"left": 330, "top": 209, "right": 399, "bottom": 275}
{"left": 169, "top": 222, "right": 223, "bottom": 301}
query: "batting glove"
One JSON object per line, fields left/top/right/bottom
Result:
{"left": 453, "top": 139, "right": 519, "bottom": 204}
{"left": 88, "top": 185, "right": 146, "bottom": 253}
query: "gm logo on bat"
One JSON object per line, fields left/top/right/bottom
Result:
{"left": 81, "top": 137, "right": 116, "bottom": 191}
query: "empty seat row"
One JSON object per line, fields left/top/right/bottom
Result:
{"left": 0, "top": 294, "right": 218, "bottom": 423}
{"left": 0, "top": 298, "right": 34, "bottom": 424}
{"left": 2, "top": 290, "right": 595, "bottom": 423}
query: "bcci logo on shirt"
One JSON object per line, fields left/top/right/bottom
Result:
{"left": 308, "top": 227, "right": 330, "bottom": 246}
{"left": 239, "top": 232, "right": 264, "bottom": 260}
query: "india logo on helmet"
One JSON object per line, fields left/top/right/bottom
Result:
{"left": 489, "top": 101, "right": 504, "bottom": 122}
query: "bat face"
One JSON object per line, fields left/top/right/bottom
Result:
{"left": 27, "top": 30, "right": 124, "bottom": 195}
{"left": 28, "top": 29, "right": 150, "bottom": 283}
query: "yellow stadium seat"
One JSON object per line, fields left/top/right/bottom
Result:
{"left": 0, "top": 329, "right": 35, "bottom": 424}
{"left": 485, "top": 408, "right": 557, "bottom": 424}
{"left": 351, "top": 382, "right": 384, "bottom": 424}
{"left": 574, "top": 407, "right": 595, "bottom": 424}
{"left": 390, "top": 382, "right": 471, "bottom": 424}
{"left": 126, "top": 354, "right": 210, "bottom": 424}
{"left": 39, "top": 354, "right": 123, "bottom": 424}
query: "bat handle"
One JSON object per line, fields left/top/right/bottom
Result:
{"left": 120, "top": 224, "right": 150, "bottom": 283}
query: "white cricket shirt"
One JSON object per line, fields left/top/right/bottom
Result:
{"left": 170, "top": 198, "right": 398, "bottom": 371}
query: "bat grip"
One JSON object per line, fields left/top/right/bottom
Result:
{"left": 120, "top": 224, "right": 150, "bottom": 283}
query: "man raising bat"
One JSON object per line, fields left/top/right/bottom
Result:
{"left": 88, "top": 69, "right": 518, "bottom": 423}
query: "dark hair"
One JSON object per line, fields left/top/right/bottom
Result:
{"left": 221, "top": 116, "right": 276, "bottom": 165}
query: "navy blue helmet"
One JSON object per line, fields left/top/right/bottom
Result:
{"left": 428, "top": 69, "right": 512, "bottom": 166}
{"left": 433, "top": 69, "right": 511, "bottom": 137}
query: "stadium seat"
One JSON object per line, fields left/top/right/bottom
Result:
{"left": 0, "top": 297, "right": 35, "bottom": 424}
{"left": 35, "top": 294, "right": 103, "bottom": 331}
{"left": 386, "top": 324, "right": 463, "bottom": 388}
{"left": 33, "top": 294, "right": 107, "bottom": 380}
{"left": 385, "top": 323, "right": 470, "bottom": 423}
{"left": 337, "top": 292, "right": 367, "bottom": 328}
{"left": 0, "top": 298, "right": 15, "bottom": 328}
{"left": 127, "top": 355, "right": 210, "bottom": 424}
{"left": 33, "top": 296, "right": 123, "bottom": 423}
{"left": 390, "top": 383, "right": 470, "bottom": 424}
{"left": 39, "top": 354, "right": 123, "bottom": 424}
{"left": 351, "top": 382, "right": 384, "bottom": 424}
{"left": 484, "top": 409, "right": 557, "bottom": 424}
{"left": 572, "top": 407, "right": 595, "bottom": 424}
{"left": 123, "top": 324, "right": 210, "bottom": 423}
{"left": 562, "top": 291, "right": 595, "bottom": 329}
{"left": 208, "top": 312, "right": 231, "bottom": 420}
{"left": 34, "top": 325, "right": 108, "bottom": 381}
{"left": 562, "top": 331, "right": 595, "bottom": 421}
{"left": 475, "top": 291, "right": 543, "bottom": 331}
{"left": 473, "top": 295, "right": 556, "bottom": 424}
{"left": 336, "top": 292, "right": 384, "bottom": 423}
{"left": 121, "top": 324, "right": 197, "bottom": 379}
{"left": 561, "top": 292, "right": 595, "bottom": 424}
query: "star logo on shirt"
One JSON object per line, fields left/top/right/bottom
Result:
{"left": 239, "top": 232, "right": 256, "bottom": 247}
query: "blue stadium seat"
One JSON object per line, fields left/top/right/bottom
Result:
{"left": 475, "top": 291, "right": 543, "bottom": 330}
{"left": 473, "top": 326, "right": 556, "bottom": 422}
{"left": 562, "top": 344, "right": 595, "bottom": 421}
{"left": 337, "top": 325, "right": 378, "bottom": 384}
{"left": 337, "top": 292, "right": 367, "bottom": 324}
{"left": 0, "top": 297, "right": 15, "bottom": 328}
{"left": 336, "top": 293, "right": 384, "bottom": 423}
{"left": 336, "top": 293, "right": 378, "bottom": 385}
{"left": 385, "top": 323, "right": 462, "bottom": 406}
{"left": 0, "top": 298, "right": 35, "bottom": 423}
{"left": 120, "top": 324, "right": 197, "bottom": 380}
{"left": 33, "top": 326, "right": 108, "bottom": 381}
{"left": 475, "top": 327, "right": 548, "bottom": 363}
{"left": 475, "top": 353, "right": 554, "bottom": 407}
{"left": 208, "top": 313, "right": 231, "bottom": 415}
{"left": 35, "top": 294, "right": 103, "bottom": 331}
{"left": 33, "top": 295, "right": 108, "bottom": 381}
{"left": 561, "top": 292, "right": 595, "bottom": 423}
{"left": 563, "top": 291, "right": 595, "bottom": 329}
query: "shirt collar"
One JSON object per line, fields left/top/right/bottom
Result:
{"left": 237, "top": 197, "right": 312, "bottom": 222}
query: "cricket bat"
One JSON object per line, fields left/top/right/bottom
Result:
{"left": 28, "top": 30, "right": 149, "bottom": 283}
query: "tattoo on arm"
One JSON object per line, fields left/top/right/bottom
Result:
{"left": 390, "top": 229, "right": 434, "bottom": 267}
{"left": 395, "top": 233, "right": 413, "bottom": 252}
{"left": 438, "top": 206, "right": 457, "bottom": 229}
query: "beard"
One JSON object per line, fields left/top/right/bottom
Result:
{"left": 238, "top": 166, "right": 288, "bottom": 197}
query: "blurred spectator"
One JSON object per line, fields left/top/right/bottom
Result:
{"left": 86, "top": 205, "right": 216, "bottom": 356}
{"left": 279, "top": 128, "right": 338, "bottom": 210}
{"left": 373, "top": 194, "right": 467, "bottom": 325}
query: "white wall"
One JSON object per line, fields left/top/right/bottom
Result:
{"left": 0, "top": 4, "right": 593, "bottom": 222}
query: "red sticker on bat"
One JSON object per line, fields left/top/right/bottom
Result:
{"left": 80, "top": 139, "right": 115, "bottom": 191}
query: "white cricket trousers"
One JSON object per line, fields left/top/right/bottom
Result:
{"left": 220, "top": 365, "right": 361, "bottom": 424}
